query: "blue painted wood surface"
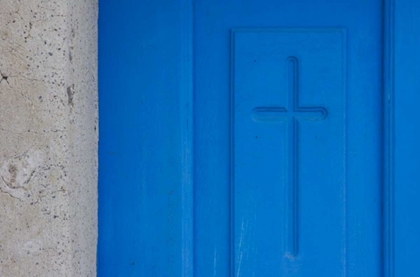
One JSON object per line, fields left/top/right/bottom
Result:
{"left": 194, "top": 1, "right": 382, "bottom": 276}
{"left": 98, "top": 1, "right": 192, "bottom": 276}
{"left": 394, "top": 0, "right": 420, "bottom": 276}
{"left": 98, "top": 0, "right": 418, "bottom": 276}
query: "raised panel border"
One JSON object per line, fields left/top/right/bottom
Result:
{"left": 180, "top": 0, "right": 194, "bottom": 276}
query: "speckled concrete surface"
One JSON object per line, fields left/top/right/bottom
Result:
{"left": 0, "top": 0, "right": 98, "bottom": 276}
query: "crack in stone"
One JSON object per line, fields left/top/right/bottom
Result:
{"left": 0, "top": 176, "right": 25, "bottom": 201}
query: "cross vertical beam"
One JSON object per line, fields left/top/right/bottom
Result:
{"left": 287, "top": 57, "right": 300, "bottom": 257}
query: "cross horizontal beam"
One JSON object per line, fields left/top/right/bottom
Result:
{"left": 252, "top": 106, "right": 328, "bottom": 122}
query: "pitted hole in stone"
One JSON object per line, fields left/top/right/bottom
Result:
{"left": 0, "top": 73, "right": 9, "bottom": 84}
{"left": 67, "top": 84, "right": 75, "bottom": 106}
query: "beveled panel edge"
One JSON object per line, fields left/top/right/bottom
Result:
{"left": 383, "top": 0, "right": 395, "bottom": 276}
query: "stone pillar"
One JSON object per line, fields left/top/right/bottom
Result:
{"left": 0, "top": 0, "right": 98, "bottom": 276}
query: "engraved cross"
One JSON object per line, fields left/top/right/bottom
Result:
{"left": 252, "top": 56, "right": 327, "bottom": 257}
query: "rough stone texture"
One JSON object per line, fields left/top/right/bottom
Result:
{"left": 0, "top": 0, "right": 98, "bottom": 276}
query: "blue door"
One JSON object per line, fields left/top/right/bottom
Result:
{"left": 99, "top": 0, "right": 420, "bottom": 276}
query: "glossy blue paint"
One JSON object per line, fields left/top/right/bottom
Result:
{"left": 99, "top": 0, "right": 418, "bottom": 276}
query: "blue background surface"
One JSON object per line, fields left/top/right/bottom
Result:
{"left": 99, "top": 0, "right": 420, "bottom": 276}
{"left": 99, "top": 1, "right": 190, "bottom": 276}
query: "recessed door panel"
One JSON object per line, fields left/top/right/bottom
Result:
{"left": 232, "top": 29, "right": 345, "bottom": 276}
